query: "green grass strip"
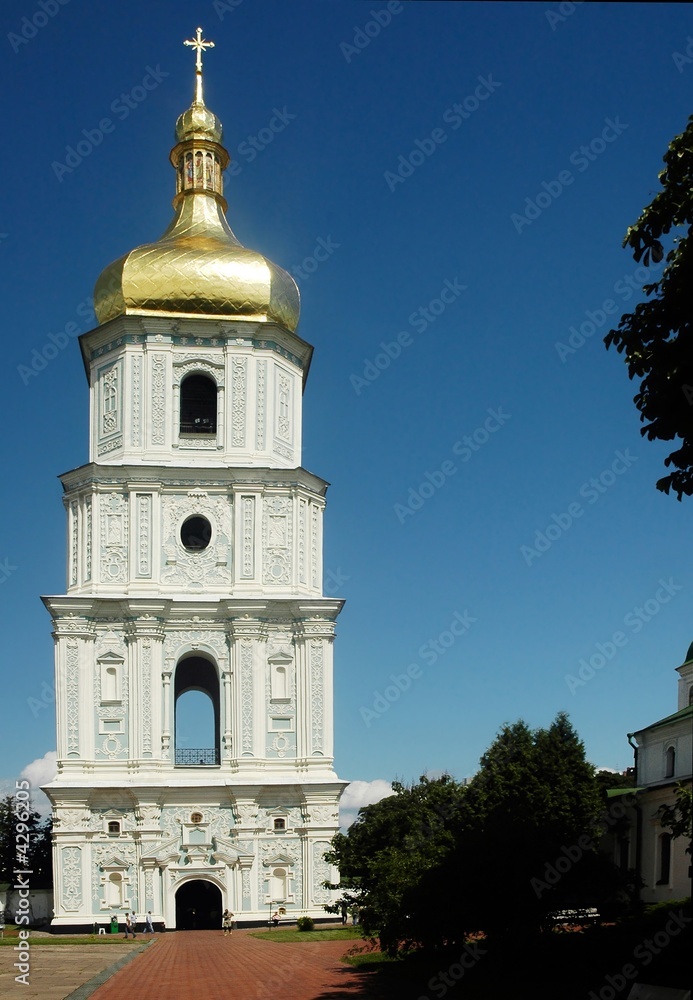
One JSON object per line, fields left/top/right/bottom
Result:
{"left": 249, "top": 926, "right": 363, "bottom": 943}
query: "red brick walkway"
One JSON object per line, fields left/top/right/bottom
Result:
{"left": 87, "top": 930, "right": 390, "bottom": 1000}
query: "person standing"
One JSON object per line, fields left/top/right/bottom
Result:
{"left": 143, "top": 911, "right": 154, "bottom": 934}
{"left": 124, "top": 913, "right": 136, "bottom": 938}
{"left": 222, "top": 909, "right": 234, "bottom": 935}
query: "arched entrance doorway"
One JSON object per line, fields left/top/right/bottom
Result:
{"left": 175, "top": 879, "right": 223, "bottom": 930}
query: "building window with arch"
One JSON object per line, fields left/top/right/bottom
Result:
{"left": 277, "top": 375, "right": 291, "bottom": 441}
{"left": 174, "top": 655, "right": 221, "bottom": 766}
{"left": 107, "top": 872, "right": 125, "bottom": 907}
{"left": 273, "top": 817, "right": 286, "bottom": 832}
{"left": 180, "top": 373, "right": 217, "bottom": 435}
{"left": 101, "top": 366, "right": 119, "bottom": 436}
{"left": 99, "top": 656, "right": 123, "bottom": 704}
{"left": 269, "top": 656, "right": 291, "bottom": 701}
{"left": 271, "top": 867, "right": 288, "bottom": 901}
{"left": 107, "top": 820, "right": 121, "bottom": 836}
{"left": 657, "top": 832, "right": 672, "bottom": 885}
{"left": 664, "top": 745, "right": 676, "bottom": 778}
{"left": 100, "top": 862, "right": 130, "bottom": 910}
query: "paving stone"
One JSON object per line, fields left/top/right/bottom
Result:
{"left": 2, "top": 932, "right": 394, "bottom": 1000}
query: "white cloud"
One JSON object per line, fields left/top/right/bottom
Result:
{"left": 339, "top": 779, "right": 396, "bottom": 830}
{"left": 20, "top": 751, "right": 57, "bottom": 816}
{"left": 21, "top": 751, "right": 57, "bottom": 789}
{"left": 0, "top": 752, "right": 57, "bottom": 817}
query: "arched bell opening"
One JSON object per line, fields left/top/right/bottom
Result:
{"left": 180, "top": 373, "right": 217, "bottom": 435}
{"left": 174, "top": 655, "right": 220, "bottom": 766}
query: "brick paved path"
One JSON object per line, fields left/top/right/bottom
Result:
{"left": 88, "top": 930, "right": 390, "bottom": 1000}
{"left": 0, "top": 942, "right": 142, "bottom": 1000}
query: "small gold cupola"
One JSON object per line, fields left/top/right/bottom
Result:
{"left": 94, "top": 28, "right": 300, "bottom": 333}
{"left": 173, "top": 27, "right": 226, "bottom": 204}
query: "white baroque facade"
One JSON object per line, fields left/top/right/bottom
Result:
{"left": 604, "top": 651, "right": 692, "bottom": 904}
{"left": 42, "top": 38, "right": 346, "bottom": 930}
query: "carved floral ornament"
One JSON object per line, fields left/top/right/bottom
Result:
{"left": 124, "top": 618, "right": 166, "bottom": 640}
{"left": 173, "top": 356, "right": 225, "bottom": 388}
{"left": 164, "top": 628, "right": 229, "bottom": 660}
{"left": 54, "top": 616, "right": 96, "bottom": 636}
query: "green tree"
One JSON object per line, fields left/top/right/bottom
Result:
{"left": 456, "top": 714, "right": 607, "bottom": 936}
{"left": 324, "top": 774, "right": 470, "bottom": 954}
{"left": 595, "top": 768, "right": 634, "bottom": 804}
{"left": 658, "top": 782, "right": 692, "bottom": 850}
{"left": 605, "top": 113, "right": 693, "bottom": 499}
{"left": 0, "top": 794, "right": 53, "bottom": 889}
{"left": 327, "top": 715, "right": 617, "bottom": 952}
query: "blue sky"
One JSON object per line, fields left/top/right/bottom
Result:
{"left": 2, "top": 0, "right": 693, "bottom": 813}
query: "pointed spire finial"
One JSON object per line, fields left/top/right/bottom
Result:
{"left": 184, "top": 27, "right": 215, "bottom": 105}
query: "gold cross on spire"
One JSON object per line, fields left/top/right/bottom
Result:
{"left": 184, "top": 27, "right": 214, "bottom": 103}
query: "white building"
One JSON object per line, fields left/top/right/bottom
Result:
{"left": 42, "top": 31, "right": 346, "bottom": 930}
{"left": 607, "top": 649, "right": 692, "bottom": 904}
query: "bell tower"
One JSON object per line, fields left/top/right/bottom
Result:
{"left": 43, "top": 30, "right": 345, "bottom": 930}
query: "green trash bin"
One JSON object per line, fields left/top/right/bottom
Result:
{"left": 110, "top": 916, "right": 119, "bottom": 935}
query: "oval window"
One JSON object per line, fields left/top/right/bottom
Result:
{"left": 180, "top": 516, "right": 211, "bottom": 552}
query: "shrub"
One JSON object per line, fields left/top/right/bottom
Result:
{"left": 297, "top": 916, "right": 315, "bottom": 932}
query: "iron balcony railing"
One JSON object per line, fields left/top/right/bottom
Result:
{"left": 175, "top": 747, "right": 220, "bottom": 766}
{"left": 179, "top": 420, "right": 216, "bottom": 434}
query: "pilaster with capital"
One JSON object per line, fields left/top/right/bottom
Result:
{"left": 52, "top": 616, "right": 96, "bottom": 761}
{"left": 293, "top": 619, "right": 336, "bottom": 761}
{"left": 161, "top": 658, "right": 174, "bottom": 760}
{"left": 124, "top": 617, "right": 165, "bottom": 760}
{"left": 228, "top": 618, "right": 267, "bottom": 758}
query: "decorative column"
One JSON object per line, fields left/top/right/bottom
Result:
{"left": 52, "top": 614, "right": 96, "bottom": 762}
{"left": 293, "top": 617, "right": 336, "bottom": 761}
{"left": 228, "top": 617, "right": 266, "bottom": 759}
{"left": 162, "top": 658, "right": 174, "bottom": 760}
{"left": 125, "top": 615, "right": 166, "bottom": 761}
{"left": 222, "top": 655, "right": 233, "bottom": 760}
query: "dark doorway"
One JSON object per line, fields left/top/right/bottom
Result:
{"left": 175, "top": 880, "right": 223, "bottom": 930}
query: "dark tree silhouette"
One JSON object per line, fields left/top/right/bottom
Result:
{"left": 605, "top": 113, "right": 693, "bottom": 499}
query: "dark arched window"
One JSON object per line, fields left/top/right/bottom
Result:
{"left": 665, "top": 746, "right": 676, "bottom": 778}
{"left": 180, "top": 374, "right": 217, "bottom": 435}
{"left": 658, "top": 833, "right": 672, "bottom": 885}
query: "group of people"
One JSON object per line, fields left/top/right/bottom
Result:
{"left": 122, "top": 911, "right": 155, "bottom": 937}
{"left": 340, "top": 903, "right": 359, "bottom": 926}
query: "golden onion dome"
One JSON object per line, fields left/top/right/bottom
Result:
{"left": 175, "top": 102, "right": 223, "bottom": 143}
{"left": 94, "top": 29, "right": 300, "bottom": 333}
